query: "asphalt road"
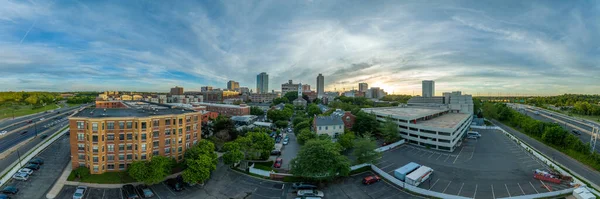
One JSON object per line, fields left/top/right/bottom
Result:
{"left": 279, "top": 131, "right": 299, "bottom": 171}
{"left": 0, "top": 113, "right": 73, "bottom": 153}
{"left": 0, "top": 103, "right": 77, "bottom": 131}
{"left": 511, "top": 106, "right": 600, "bottom": 154}
{"left": 492, "top": 120, "right": 600, "bottom": 191}
{"left": 0, "top": 105, "right": 79, "bottom": 135}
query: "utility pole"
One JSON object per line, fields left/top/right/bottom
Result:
{"left": 35, "top": 120, "right": 38, "bottom": 137}
{"left": 17, "top": 150, "right": 22, "bottom": 167}
{"left": 591, "top": 126, "right": 599, "bottom": 153}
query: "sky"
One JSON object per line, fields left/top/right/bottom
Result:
{"left": 0, "top": 0, "right": 598, "bottom": 96}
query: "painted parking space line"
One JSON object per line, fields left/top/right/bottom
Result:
{"left": 429, "top": 179, "right": 440, "bottom": 190}
{"left": 435, "top": 153, "right": 443, "bottom": 160}
{"left": 150, "top": 187, "right": 163, "bottom": 199}
{"left": 420, "top": 151, "right": 431, "bottom": 157}
{"left": 162, "top": 182, "right": 176, "bottom": 196}
{"left": 529, "top": 181, "right": 539, "bottom": 194}
{"left": 428, "top": 152, "right": 436, "bottom": 158}
{"left": 442, "top": 181, "right": 452, "bottom": 193}
{"left": 505, "top": 184, "right": 511, "bottom": 197}
{"left": 457, "top": 183, "right": 464, "bottom": 196}
{"left": 101, "top": 189, "right": 106, "bottom": 199}
{"left": 444, "top": 154, "right": 451, "bottom": 162}
{"left": 453, "top": 147, "right": 465, "bottom": 164}
{"left": 379, "top": 163, "right": 395, "bottom": 170}
{"left": 491, "top": 185, "right": 495, "bottom": 199}
{"left": 539, "top": 180, "right": 551, "bottom": 192}
{"left": 473, "top": 184, "right": 478, "bottom": 199}
{"left": 517, "top": 183, "right": 525, "bottom": 195}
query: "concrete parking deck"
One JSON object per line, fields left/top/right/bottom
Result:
{"left": 375, "top": 129, "right": 573, "bottom": 198}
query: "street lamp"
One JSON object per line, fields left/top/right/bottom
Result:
{"left": 34, "top": 120, "right": 38, "bottom": 137}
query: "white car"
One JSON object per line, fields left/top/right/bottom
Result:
{"left": 12, "top": 172, "right": 29, "bottom": 181}
{"left": 0, "top": 130, "right": 7, "bottom": 135}
{"left": 297, "top": 190, "right": 324, "bottom": 197}
{"left": 73, "top": 186, "right": 87, "bottom": 199}
{"left": 18, "top": 168, "right": 34, "bottom": 175}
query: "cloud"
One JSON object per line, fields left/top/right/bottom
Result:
{"left": 0, "top": 0, "right": 597, "bottom": 95}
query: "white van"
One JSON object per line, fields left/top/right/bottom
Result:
{"left": 467, "top": 131, "right": 481, "bottom": 138}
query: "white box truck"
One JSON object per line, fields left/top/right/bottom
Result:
{"left": 394, "top": 162, "right": 420, "bottom": 181}
{"left": 405, "top": 166, "right": 433, "bottom": 187}
{"left": 573, "top": 187, "right": 596, "bottom": 199}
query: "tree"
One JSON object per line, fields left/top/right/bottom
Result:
{"left": 352, "top": 134, "right": 382, "bottom": 164}
{"left": 182, "top": 155, "right": 215, "bottom": 184}
{"left": 293, "top": 117, "right": 306, "bottom": 126}
{"left": 313, "top": 98, "right": 321, "bottom": 104}
{"left": 211, "top": 116, "right": 236, "bottom": 141}
{"left": 185, "top": 140, "right": 218, "bottom": 166}
{"left": 352, "top": 111, "right": 378, "bottom": 136}
{"left": 297, "top": 128, "right": 316, "bottom": 145}
{"left": 381, "top": 117, "right": 400, "bottom": 143}
{"left": 291, "top": 139, "right": 350, "bottom": 181}
{"left": 338, "top": 130, "right": 356, "bottom": 150}
{"left": 146, "top": 156, "right": 174, "bottom": 184}
{"left": 284, "top": 92, "right": 298, "bottom": 102}
{"left": 223, "top": 142, "right": 244, "bottom": 167}
{"left": 234, "top": 132, "right": 275, "bottom": 160}
{"left": 307, "top": 104, "right": 322, "bottom": 116}
{"left": 272, "top": 97, "right": 289, "bottom": 105}
{"left": 542, "top": 126, "right": 566, "bottom": 146}
{"left": 275, "top": 120, "right": 288, "bottom": 128}
{"left": 250, "top": 106, "right": 264, "bottom": 116}
{"left": 267, "top": 108, "right": 293, "bottom": 122}
{"left": 128, "top": 161, "right": 150, "bottom": 183}
{"left": 294, "top": 121, "right": 310, "bottom": 133}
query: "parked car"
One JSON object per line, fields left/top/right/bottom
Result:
{"left": 73, "top": 186, "right": 87, "bottom": 199}
{"left": 166, "top": 178, "right": 183, "bottom": 192}
{"left": 297, "top": 190, "right": 324, "bottom": 197}
{"left": 467, "top": 135, "right": 478, "bottom": 140}
{"left": 12, "top": 172, "right": 29, "bottom": 181}
{"left": 40, "top": 118, "right": 45, "bottom": 121}
{"left": 292, "top": 183, "right": 317, "bottom": 190}
{"left": 362, "top": 175, "right": 381, "bottom": 185}
{"left": 29, "top": 158, "right": 44, "bottom": 165}
{"left": 17, "top": 168, "right": 33, "bottom": 175}
{"left": 122, "top": 184, "right": 140, "bottom": 199}
{"left": 275, "top": 137, "right": 282, "bottom": 143}
{"left": 0, "top": 131, "right": 7, "bottom": 136}
{"left": 25, "top": 163, "right": 40, "bottom": 170}
{"left": 20, "top": 131, "right": 28, "bottom": 135}
{"left": 1, "top": 186, "right": 18, "bottom": 194}
{"left": 135, "top": 185, "right": 154, "bottom": 198}
{"left": 572, "top": 130, "right": 581, "bottom": 135}
{"left": 294, "top": 197, "right": 321, "bottom": 199}
{"left": 283, "top": 140, "right": 289, "bottom": 145}
{"left": 274, "top": 158, "right": 283, "bottom": 168}
{"left": 40, "top": 135, "right": 48, "bottom": 139}
{"left": 270, "top": 150, "right": 281, "bottom": 155}
{"left": 0, "top": 193, "right": 10, "bottom": 199}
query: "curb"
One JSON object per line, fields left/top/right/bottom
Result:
{"left": 46, "top": 163, "right": 73, "bottom": 199}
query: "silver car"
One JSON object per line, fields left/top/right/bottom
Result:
{"left": 297, "top": 190, "right": 324, "bottom": 197}
{"left": 73, "top": 186, "right": 87, "bottom": 199}
{"left": 12, "top": 172, "right": 29, "bottom": 181}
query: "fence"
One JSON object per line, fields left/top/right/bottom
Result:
{"left": 375, "top": 139, "right": 406, "bottom": 152}
{"left": 0, "top": 127, "right": 69, "bottom": 188}
{"left": 248, "top": 163, "right": 272, "bottom": 177}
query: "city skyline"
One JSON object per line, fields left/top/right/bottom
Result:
{"left": 0, "top": 1, "right": 598, "bottom": 95}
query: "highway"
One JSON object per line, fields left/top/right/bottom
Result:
{"left": 0, "top": 103, "right": 80, "bottom": 133}
{"left": 0, "top": 109, "right": 75, "bottom": 153}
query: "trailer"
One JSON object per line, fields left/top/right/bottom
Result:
{"left": 534, "top": 169, "right": 561, "bottom": 184}
{"left": 405, "top": 166, "right": 433, "bottom": 187}
{"left": 393, "top": 162, "right": 420, "bottom": 181}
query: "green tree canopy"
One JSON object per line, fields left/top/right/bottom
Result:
{"left": 127, "top": 156, "right": 174, "bottom": 185}
{"left": 182, "top": 155, "right": 216, "bottom": 184}
{"left": 250, "top": 106, "right": 264, "bottom": 116}
{"left": 381, "top": 117, "right": 400, "bottom": 143}
{"left": 307, "top": 104, "right": 322, "bottom": 116}
{"left": 284, "top": 92, "right": 298, "bottom": 102}
{"left": 294, "top": 121, "right": 310, "bottom": 133}
{"left": 297, "top": 128, "right": 316, "bottom": 145}
{"left": 352, "top": 134, "right": 381, "bottom": 164}
{"left": 291, "top": 139, "right": 350, "bottom": 181}
{"left": 275, "top": 120, "right": 289, "bottom": 128}
{"left": 352, "top": 111, "right": 379, "bottom": 136}
{"left": 338, "top": 130, "right": 356, "bottom": 150}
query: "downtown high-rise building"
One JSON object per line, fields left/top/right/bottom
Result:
{"left": 170, "top": 86, "right": 184, "bottom": 95}
{"left": 422, "top": 80, "right": 435, "bottom": 97}
{"left": 317, "top": 74, "right": 324, "bottom": 98}
{"left": 227, "top": 80, "right": 239, "bottom": 91}
{"left": 256, "top": 72, "right": 269, "bottom": 94}
{"left": 358, "top": 83, "right": 368, "bottom": 92}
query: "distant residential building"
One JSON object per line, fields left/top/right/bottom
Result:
{"left": 331, "top": 109, "right": 356, "bottom": 129}
{"left": 133, "top": 94, "right": 143, "bottom": 101}
{"left": 231, "top": 115, "right": 258, "bottom": 126}
{"left": 366, "top": 87, "right": 386, "bottom": 99}
{"left": 359, "top": 83, "right": 368, "bottom": 92}
{"left": 121, "top": 94, "right": 132, "bottom": 101}
{"left": 238, "top": 87, "right": 250, "bottom": 94}
{"left": 324, "top": 92, "right": 339, "bottom": 103}
{"left": 227, "top": 80, "right": 240, "bottom": 91}
{"left": 317, "top": 74, "right": 324, "bottom": 98}
{"left": 202, "top": 90, "right": 240, "bottom": 103}
{"left": 343, "top": 90, "right": 356, "bottom": 97}
{"left": 201, "top": 86, "right": 213, "bottom": 92}
{"left": 422, "top": 80, "right": 435, "bottom": 97}
{"left": 95, "top": 101, "right": 127, "bottom": 108}
{"left": 250, "top": 93, "right": 279, "bottom": 103}
{"left": 170, "top": 86, "right": 184, "bottom": 95}
{"left": 256, "top": 72, "right": 269, "bottom": 94}
{"left": 302, "top": 91, "right": 318, "bottom": 102}
{"left": 201, "top": 111, "right": 219, "bottom": 124}
{"left": 293, "top": 98, "right": 307, "bottom": 107}
{"left": 302, "top": 84, "right": 311, "bottom": 92}
{"left": 313, "top": 116, "right": 344, "bottom": 138}
{"left": 193, "top": 102, "right": 250, "bottom": 116}
{"left": 281, "top": 80, "right": 300, "bottom": 95}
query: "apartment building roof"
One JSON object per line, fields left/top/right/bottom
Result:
{"left": 73, "top": 101, "right": 196, "bottom": 118}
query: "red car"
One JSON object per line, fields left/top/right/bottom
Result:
{"left": 273, "top": 158, "right": 282, "bottom": 168}
{"left": 362, "top": 175, "right": 381, "bottom": 185}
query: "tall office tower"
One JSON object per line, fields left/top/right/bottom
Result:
{"left": 201, "top": 86, "right": 213, "bottom": 92}
{"left": 422, "top": 80, "right": 435, "bottom": 97}
{"left": 358, "top": 83, "right": 368, "bottom": 92}
{"left": 227, "top": 80, "right": 239, "bottom": 91}
{"left": 317, "top": 74, "right": 324, "bottom": 98}
{"left": 256, "top": 72, "right": 269, "bottom": 94}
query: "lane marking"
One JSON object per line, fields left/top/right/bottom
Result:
{"left": 529, "top": 181, "right": 539, "bottom": 194}
{"left": 428, "top": 152, "right": 436, "bottom": 158}
{"left": 429, "top": 179, "right": 440, "bottom": 190}
{"left": 491, "top": 185, "right": 495, "bottom": 199}
{"left": 517, "top": 183, "right": 525, "bottom": 195}
{"left": 453, "top": 147, "right": 465, "bottom": 164}
{"left": 101, "top": 189, "right": 106, "bottom": 199}
{"left": 442, "top": 181, "right": 452, "bottom": 193}
{"left": 505, "top": 184, "right": 511, "bottom": 197}
{"left": 473, "top": 184, "right": 478, "bottom": 199}
{"left": 435, "top": 153, "right": 443, "bottom": 160}
{"left": 539, "top": 180, "right": 551, "bottom": 192}
{"left": 457, "top": 183, "right": 464, "bottom": 196}
{"left": 444, "top": 154, "right": 451, "bottom": 162}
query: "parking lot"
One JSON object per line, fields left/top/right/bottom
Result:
{"left": 321, "top": 171, "right": 418, "bottom": 199}
{"left": 374, "top": 129, "right": 572, "bottom": 198}
{"left": 0, "top": 134, "right": 71, "bottom": 199}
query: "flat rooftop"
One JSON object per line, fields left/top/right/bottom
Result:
{"left": 419, "top": 113, "right": 470, "bottom": 129}
{"left": 363, "top": 107, "right": 448, "bottom": 120}
{"left": 73, "top": 101, "right": 196, "bottom": 118}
